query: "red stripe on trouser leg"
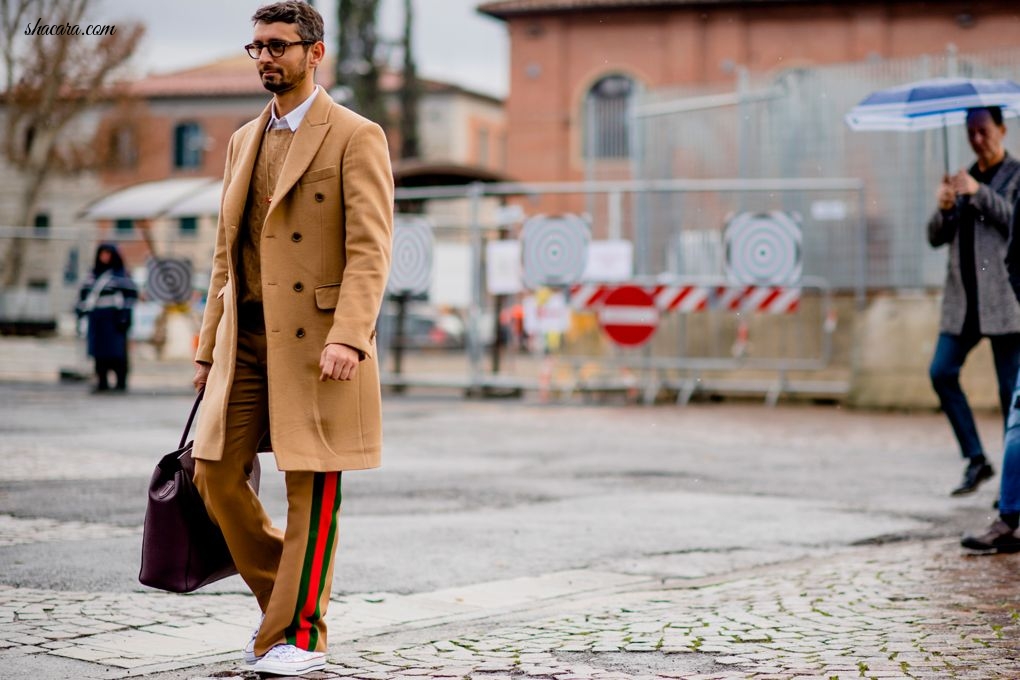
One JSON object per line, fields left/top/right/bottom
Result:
{"left": 293, "top": 472, "right": 339, "bottom": 650}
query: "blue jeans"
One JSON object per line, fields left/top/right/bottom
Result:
{"left": 1002, "top": 372, "right": 1020, "bottom": 514}
{"left": 929, "top": 331, "right": 1020, "bottom": 459}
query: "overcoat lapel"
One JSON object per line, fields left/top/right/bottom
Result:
{"left": 221, "top": 102, "right": 273, "bottom": 241}
{"left": 269, "top": 90, "right": 333, "bottom": 214}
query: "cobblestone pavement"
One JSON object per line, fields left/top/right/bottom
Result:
{"left": 3, "top": 337, "right": 1018, "bottom": 679}
{"left": 244, "top": 541, "right": 1020, "bottom": 680}
{"left": 3, "top": 540, "right": 1020, "bottom": 679}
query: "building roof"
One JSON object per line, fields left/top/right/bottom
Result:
{"left": 127, "top": 55, "right": 503, "bottom": 103}
{"left": 126, "top": 53, "right": 335, "bottom": 98}
{"left": 478, "top": 0, "right": 818, "bottom": 19}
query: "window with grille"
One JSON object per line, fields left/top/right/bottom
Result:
{"left": 583, "top": 74, "right": 636, "bottom": 160}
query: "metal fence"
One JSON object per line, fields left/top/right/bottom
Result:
{"left": 616, "top": 46, "right": 1020, "bottom": 290}
{"left": 10, "top": 46, "right": 1019, "bottom": 400}
{"left": 378, "top": 181, "right": 857, "bottom": 402}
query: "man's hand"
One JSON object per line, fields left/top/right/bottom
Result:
{"left": 320, "top": 343, "right": 360, "bottom": 382}
{"left": 950, "top": 170, "right": 980, "bottom": 197}
{"left": 193, "top": 361, "right": 211, "bottom": 392}
{"left": 937, "top": 175, "right": 956, "bottom": 210}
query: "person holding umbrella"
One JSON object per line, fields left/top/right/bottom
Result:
{"left": 928, "top": 106, "right": 1020, "bottom": 497}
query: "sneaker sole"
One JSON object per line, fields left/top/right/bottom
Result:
{"left": 251, "top": 658, "right": 325, "bottom": 676}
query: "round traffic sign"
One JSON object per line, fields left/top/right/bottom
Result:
{"left": 521, "top": 213, "right": 590, "bottom": 289}
{"left": 146, "top": 258, "right": 192, "bottom": 304}
{"left": 597, "top": 285, "right": 659, "bottom": 347}
{"left": 387, "top": 217, "right": 434, "bottom": 296}
{"left": 724, "top": 211, "right": 802, "bottom": 285}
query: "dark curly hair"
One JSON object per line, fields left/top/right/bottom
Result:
{"left": 252, "top": 1, "right": 324, "bottom": 43}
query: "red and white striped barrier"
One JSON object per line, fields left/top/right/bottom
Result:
{"left": 652, "top": 285, "right": 711, "bottom": 313}
{"left": 714, "top": 285, "right": 801, "bottom": 314}
{"left": 568, "top": 283, "right": 612, "bottom": 310}
{"left": 568, "top": 283, "right": 800, "bottom": 314}
{"left": 735, "top": 286, "right": 801, "bottom": 314}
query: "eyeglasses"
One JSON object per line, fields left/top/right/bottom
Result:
{"left": 244, "top": 39, "right": 315, "bottom": 59}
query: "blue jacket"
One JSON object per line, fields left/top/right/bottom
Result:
{"left": 77, "top": 268, "right": 138, "bottom": 360}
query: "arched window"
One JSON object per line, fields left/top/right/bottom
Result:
{"left": 109, "top": 124, "right": 138, "bottom": 169}
{"left": 173, "top": 122, "right": 204, "bottom": 169}
{"left": 583, "top": 74, "right": 636, "bottom": 160}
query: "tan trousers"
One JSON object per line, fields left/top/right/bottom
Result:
{"left": 194, "top": 327, "right": 343, "bottom": 655}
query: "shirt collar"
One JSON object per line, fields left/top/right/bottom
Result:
{"left": 267, "top": 85, "right": 321, "bottom": 132}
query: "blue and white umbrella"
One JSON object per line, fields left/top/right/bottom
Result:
{"left": 845, "top": 77, "right": 1020, "bottom": 172}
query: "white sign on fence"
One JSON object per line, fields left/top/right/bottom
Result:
{"left": 582, "top": 240, "right": 633, "bottom": 282}
{"left": 485, "top": 240, "right": 524, "bottom": 295}
{"left": 430, "top": 242, "right": 473, "bottom": 308}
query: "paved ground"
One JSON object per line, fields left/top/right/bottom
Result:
{"left": 2, "top": 336, "right": 1019, "bottom": 679}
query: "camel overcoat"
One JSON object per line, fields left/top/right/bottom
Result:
{"left": 193, "top": 89, "right": 393, "bottom": 472}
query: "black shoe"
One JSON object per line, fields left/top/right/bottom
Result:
{"left": 961, "top": 518, "right": 1020, "bottom": 552}
{"left": 951, "top": 459, "right": 994, "bottom": 496}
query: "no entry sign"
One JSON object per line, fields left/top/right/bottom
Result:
{"left": 598, "top": 285, "right": 659, "bottom": 347}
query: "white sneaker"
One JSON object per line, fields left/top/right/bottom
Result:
{"left": 252, "top": 644, "right": 326, "bottom": 676}
{"left": 242, "top": 613, "right": 265, "bottom": 665}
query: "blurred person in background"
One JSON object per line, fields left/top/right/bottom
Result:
{"left": 928, "top": 106, "right": 1020, "bottom": 497}
{"left": 76, "top": 243, "right": 137, "bottom": 392}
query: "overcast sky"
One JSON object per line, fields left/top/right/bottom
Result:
{"left": 91, "top": 0, "right": 509, "bottom": 97}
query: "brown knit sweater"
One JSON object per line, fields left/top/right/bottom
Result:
{"left": 238, "top": 127, "right": 294, "bottom": 307}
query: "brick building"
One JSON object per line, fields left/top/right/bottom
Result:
{"left": 478, "top": 0, "right": 1020, "bottom": 186}
{"left": 87, "top": 54, "right": 507, "bottom": 268}
{"left": 0, "top": 54, "right": 505, "bottom": 331}
{"left": 97, "top": 55, "right": 507, "bottom": 191}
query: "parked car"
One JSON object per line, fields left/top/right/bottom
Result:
{"left": 379, "top": 304, "right": 465, "bottom": 350}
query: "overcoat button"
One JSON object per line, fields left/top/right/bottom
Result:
{"left": 291, "top": 232, "right": 302, "bottom": 242}
{"left": 296, "top": 328, "right": 306, "bottom": 338}
{"left": 314, "top": 193, "right": 325, "bottom": 202}
{"left": 293, "top": 282, "right": 304, "bottom": 292}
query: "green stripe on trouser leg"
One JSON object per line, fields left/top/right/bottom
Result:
{"left": 286, "top": 471, "right": 342, "bottom": 650}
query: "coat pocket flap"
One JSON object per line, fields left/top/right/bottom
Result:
{"left": 300, "top": 165, "right": 338, "bottom": 184}
{"left": 314, "top": 283, "right": 341, "bottom": 310}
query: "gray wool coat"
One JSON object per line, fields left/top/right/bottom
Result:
{"left": 928, "top": 153, "right": 1020, "bottom": 336}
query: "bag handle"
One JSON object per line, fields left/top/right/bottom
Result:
{"left": 179, "top": 387, "right": 205, "bottom": 450}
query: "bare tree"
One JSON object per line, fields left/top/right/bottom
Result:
{"left": 0, "top": 0, "right": 142, "bottom": 288}
{"left": 335, "top": 0, "right": 384, "bottom": 125}
{"left": 398, "top": 0, "right": 419, "bottom": 160}
{"left": 0, "top": 0, "right": 30, "bottom": 91}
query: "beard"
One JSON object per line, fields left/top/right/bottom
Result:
{"left": 260, "top": 67, "right": 307, "bottom": 94}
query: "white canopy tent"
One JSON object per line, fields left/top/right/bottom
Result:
{"left": 80, "top": 177, "right": 222, "bottom": 220}
{"left": 164, "top": 180, "right": 224, "bottom": 218}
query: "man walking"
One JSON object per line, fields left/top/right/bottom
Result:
{"left": 963, "top": 152, "right": 1020, "bottom": 552}
{"left": 190, "top": 2, "right": 393, "bottom": 675}
{"left": 928, "top": 106, "right": 1020, "bottom": 497}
